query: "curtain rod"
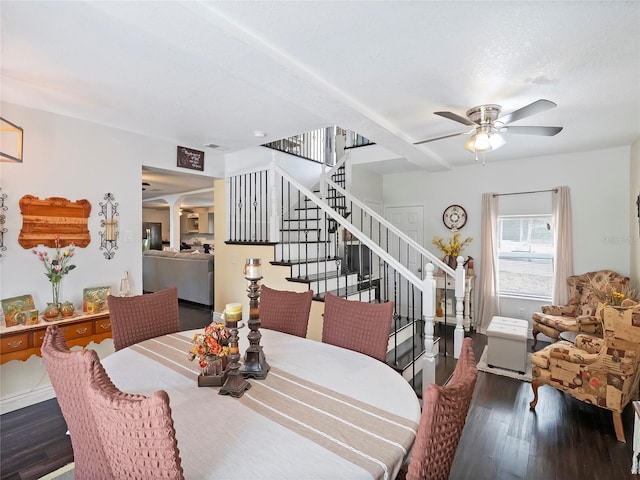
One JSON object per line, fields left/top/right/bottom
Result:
{"left": 493, "top": 188, "right": 558, "bottom": 197}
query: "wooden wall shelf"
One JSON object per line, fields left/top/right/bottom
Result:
{"left": 18, "top": 195, "right": 91, "bottom": 248}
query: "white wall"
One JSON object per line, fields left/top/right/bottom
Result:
{"left": 383, "top": 146, "right": 632, "bottom": 323}
{"left": 225, "top": 146, "right": 323, "bottom": 190}
{"left": 349, "top": 164, "right": 383, "bottom": 207}
{"left": 0, "top": 102, "right": 224, "bottom": 412}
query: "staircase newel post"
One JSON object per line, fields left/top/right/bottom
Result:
{"left": 269, "top": 155, "right": 279, "bottom": 242}
{"left": 422, "top": 263, "right": 436, "bottom": 389}
{"left": 453, "top": 256, "right": 466, "bottom": 359}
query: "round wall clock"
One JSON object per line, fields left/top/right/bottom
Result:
{"left": 443, "top": 204, "right": 467, "bottom": 231}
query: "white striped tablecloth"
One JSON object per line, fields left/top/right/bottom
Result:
{"left": 101, "top": 328, "right": 421, "bottom": 480}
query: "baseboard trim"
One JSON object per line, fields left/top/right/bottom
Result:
{"left": 0, "top": 386, "right": 55, "bottom": 414}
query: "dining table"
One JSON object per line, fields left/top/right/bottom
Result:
{"left": 101, "top": 325, "right": 421, "bottom": 480}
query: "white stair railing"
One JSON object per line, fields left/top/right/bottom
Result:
{"left": 226, "top": 159, "right": 469, "bottom": 389}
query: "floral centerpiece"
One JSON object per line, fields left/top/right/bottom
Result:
{"left": 432, "top": 232, "right": 473, "bottom": 268}
{"left": 189, "top": 322, "right": 230, "bottom": 374}
{"left": 32, "top": 235, "right": 76, "bottom": 307}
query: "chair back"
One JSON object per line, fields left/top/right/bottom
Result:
{"left": 259, "top": 285, "right": 313, "bottom": 337}
{"left": 596, "top": 305, "right": 640, "bottom": 409}
{"left": 88, "top": 377, "right": 184, "bottom": 480}
{"left": 406, "top": 337, "right": 478, "bottom": 480}
{"left": 107, "top": 286, "right": 180, "bottom": 351}
{"left": 321, "top": 292, "right": 394, "bottom": 362}
{"left": 40, "top": 325, "right": 115, "bottom": 478}
{"left": 569, "top": 270, "right": 629, "bottom": 316}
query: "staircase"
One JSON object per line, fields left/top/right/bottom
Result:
{"left": 271, "top": 164, "right": 378, "bottom": 303}
{"left": 226, "top": 128, "right": 468, "bottom": 395}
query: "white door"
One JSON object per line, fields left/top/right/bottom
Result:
{"left": 384, "top": 206, "right": 424, "bottom": 318}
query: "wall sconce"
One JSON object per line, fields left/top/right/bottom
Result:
{"left": 0, "top": 188, "right": 6, "bottom": 258}
{"left": 99, "top": 193, "right": 119, "bottom": 259}
{"left": 1, "top": 117, "right": 24, "bottom": 163}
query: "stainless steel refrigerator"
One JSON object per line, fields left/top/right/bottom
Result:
{"left": 142, "top": 222, "right": 162, "bottom": 250}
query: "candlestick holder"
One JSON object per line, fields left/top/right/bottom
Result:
{"left": 219, "top": 321, "right": 251, "bottom": 398}
{"left": 240, "top": 259, "right": 270, "bottom": 379}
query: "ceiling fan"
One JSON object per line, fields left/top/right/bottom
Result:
{"left": 414, "top": 99, "right": 563, "bottom": 157}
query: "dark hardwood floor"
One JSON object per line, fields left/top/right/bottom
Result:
{"left": 1, "top": 304, "right": 637, "bottom": 479}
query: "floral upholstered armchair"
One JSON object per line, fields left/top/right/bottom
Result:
{"left": 530, "top": 303, "right": 640, "bottom": 443}
{"left": 531, "top": 270, "right": 630, "bottom": 349}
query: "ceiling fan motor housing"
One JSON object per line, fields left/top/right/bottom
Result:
{"left": 466, "top": 104, "right": 502, "bottom": 125}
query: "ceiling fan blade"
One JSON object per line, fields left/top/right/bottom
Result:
{"left": 434, "top": 111, "right": 476, "bottom": 126}
{"left": 414, "top": 130, "right": 470, "bottom": 145}
{"left": 502, "top": 125, "right": 563, "bottom": 136}
{"left": 499, "top": 99, "right": 557, "bottom": 125}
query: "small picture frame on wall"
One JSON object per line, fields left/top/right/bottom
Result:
{"left": 177, "top": 146, "right": 204, "bottom": 171}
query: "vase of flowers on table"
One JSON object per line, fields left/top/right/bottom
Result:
{"left": 33, "top": 235, "right": 76, "bottom": 316}
{"left": 189, "top": 322, "right": 230, "bottom": 385}
{"left": 432, "top": 232, "right": 473, "bottom": 270}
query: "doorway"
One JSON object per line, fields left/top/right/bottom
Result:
{"left": 385, "top": 205, "right": 424, "bottom": 317}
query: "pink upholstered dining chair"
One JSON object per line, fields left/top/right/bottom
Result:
{"left": 40, "top": 325, "right": 116, "bottom": 478}
{"left": 401, "top": 337, "right": 478, "bottom": 480}
{"left": 321, "top": 292, "right": 394, "bottom": 362}
{"left": 107, "top": 286, "right": 180, "bottom": 351}
{"left": 87, "top": 374, "right": 184, "bottom": 479}
{"left": 259, "top": 285, "right": 313, "bottom": 337}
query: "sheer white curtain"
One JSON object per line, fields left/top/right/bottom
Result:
{"left": 476, "top": 193, "right": 501, "bottom": 334}
{"left": 552, "top": 186, "right": 573, "bottom": 303}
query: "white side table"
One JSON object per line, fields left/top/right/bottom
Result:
{"left": 435, "top": 274, "right": 475, "bottom": 331}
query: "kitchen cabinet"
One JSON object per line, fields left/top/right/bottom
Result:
{"left": 180, "top": 212, "right": 213, "bottom": 235}
{"left": 186, "top": 214, "right": 199, "bottom": 233}
{"left": 200, "top": 213, "right": 214, "bottom": 234}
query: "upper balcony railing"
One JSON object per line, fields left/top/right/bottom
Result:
{"left": 262, "top": 126, "right": 373, "bottom": 165}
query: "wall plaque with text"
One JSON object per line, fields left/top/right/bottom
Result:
{"left": 177, "top": 146, "right": 205, "bottom": 171}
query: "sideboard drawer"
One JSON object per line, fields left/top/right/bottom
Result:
{"left": 94, "top": 318, "right": 111, "bottom": 334}
{"left": 32, "top": 330, "right": 47, "bottom": 348}
{"left": 1, "top": 333, "right": 30, "bottom": 353}
{"left": 61, "top": 321, "right": 93, "bottom": 341}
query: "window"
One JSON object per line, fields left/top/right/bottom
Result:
{"left": 497, "top": 215, "right": 554, "bottom": 299}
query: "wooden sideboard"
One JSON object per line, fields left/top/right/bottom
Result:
{"left": 0, "top": 311, "right": 111, "bottom": 365}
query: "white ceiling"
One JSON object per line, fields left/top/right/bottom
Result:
{"left": 2, "top": 1, "right": 640, "bottom": 200}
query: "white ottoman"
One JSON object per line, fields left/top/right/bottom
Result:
{"left": 486, "top": 316, "right": 529, "bottom": 374}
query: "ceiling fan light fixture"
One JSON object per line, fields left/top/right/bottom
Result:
{"left": 474, "top": 131, "right": 491, "bottom": 150}
{"left": 464, "top": 128, "right": 505, "bottom": 154}
{"left": 464, "top": 136, "right": 477, "bottom": 152}
{"left": 418, "top": 99, "right": 562, "bottom": 158}
{"left": 489, "top": 132, "right": 505, "bottom": 150}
